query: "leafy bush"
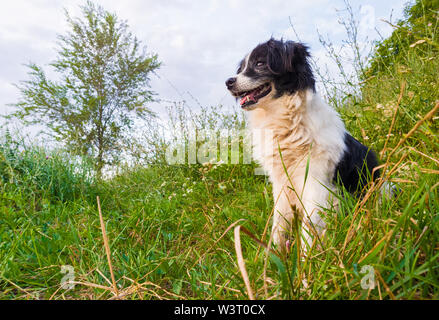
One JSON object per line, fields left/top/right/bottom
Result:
{"left": 0, "top": 131, "right": 95, "bottom": 203}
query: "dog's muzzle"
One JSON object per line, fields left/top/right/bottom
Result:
{"left": 226, "top": 77, "right": 271, "bottom": 109}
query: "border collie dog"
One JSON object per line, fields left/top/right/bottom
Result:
{"left": 226, "top": 39, "right": 380, "bottom": 251}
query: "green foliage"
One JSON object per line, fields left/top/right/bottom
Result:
{"left": 0, "top": 131, "right": 95, "bottom": 204}
{"left": 7, "top": 1, "right": 160, "bottom": 176}
{"left": 126, "top": 100, "right": 247, "bottom": 167}
{"left": 1, "top": 145, "right": 437, "bottom": 299}
{"left": 367, "top": 0, "right": 439, "bottom": 77}
{"left": 339, "top": 0, "right": 439, "bottom": 160}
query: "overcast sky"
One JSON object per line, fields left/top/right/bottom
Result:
{"left": 0, "top": 0, "right": 408, "bottom": 137}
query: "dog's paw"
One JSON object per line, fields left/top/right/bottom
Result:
{"left": 286, "top": 240, "right": 291, "bottom": 252}
{"left": 273, "top": 232, "right": 293, "bottom": 256}
{"left": 272, "top": 232, "right": 285, "bottom": 251}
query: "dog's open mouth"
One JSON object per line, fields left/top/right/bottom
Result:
{"left": 237, "top": 83, "right": 271, "bottom": 108}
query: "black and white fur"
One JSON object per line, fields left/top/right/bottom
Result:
{"left": 226, "top": 39, "right": 381, "bottom": 251}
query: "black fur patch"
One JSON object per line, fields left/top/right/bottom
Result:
{"left": 236, "top": 39, "right": 316, "bottom": 97}
{"left": 246, "top": 39, "right": 316, "bottom": 96}
{"left": 266, "top": 39, "right": 315, "bottom": 96}
{"left": 334, "top": 133, "right": 380, "bottom": 194}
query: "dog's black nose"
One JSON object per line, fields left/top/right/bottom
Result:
{"left": 226, "top": 77, "right": 236, "bottom": 89}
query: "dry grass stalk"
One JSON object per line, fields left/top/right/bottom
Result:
{"left": 380, "top": 81, "right": 406, "bottom": 159}
{"left": 234, "top": 225, "right": 255, "bottom": 300}
{"left": 408, "top": 146, "right": 439, "bottom": 166}
{"left": 375, "top": 269, "right": 396, "bottom": 300}
{"left": 358, "top": 230, "right": 393, "bottom": 264}
{"left": 387, "top": 102, "right": 439, "bottom": 160}
{"left": 97, "top": 196, "right": 119, "bottom": 297}
{"left": 192, "top": 219, "right": 246, "bottom": 269}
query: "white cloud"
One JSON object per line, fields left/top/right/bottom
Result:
{"left": 0, "top": 0, "right": 407, "bottom": 134}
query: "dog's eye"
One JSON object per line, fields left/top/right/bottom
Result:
{"left": 256, "top": 61, "right": 265, "bottom": 67}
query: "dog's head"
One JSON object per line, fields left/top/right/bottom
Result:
{"left": 226, "top": 38, "right": 315, "bottom": 110}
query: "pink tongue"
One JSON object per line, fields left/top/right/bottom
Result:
{"left": 240, "top": 92, "right": 256, "bottom": 106}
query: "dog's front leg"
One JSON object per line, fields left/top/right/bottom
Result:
{"left": 271, "top": 189, "right": 295, "bottom": 251}
{"left": 271, "top": 178, "right": 332, "bottom": 254}
{"left": 300, "top": 180, "right": 330, "bottom": 253}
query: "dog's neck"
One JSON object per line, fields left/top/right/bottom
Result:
{"left": 247, "top": 89, "right": 311, "bottom": 144}
{"left": 247, "top": 89, "right": 347, "bottom": 176}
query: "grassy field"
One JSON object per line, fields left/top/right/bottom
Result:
{"left": 1, "top": 2, "right": 438, "bottom": 300}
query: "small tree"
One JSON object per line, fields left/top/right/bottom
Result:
{"left": 7, "top": 1, "right": 160, "bottom": 177}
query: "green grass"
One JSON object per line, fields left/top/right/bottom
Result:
{"left": 1, "top": 1, "right": 438, "bottom": 300}
{"left": 0, "top": 124, "right": 438, "bottom": 300}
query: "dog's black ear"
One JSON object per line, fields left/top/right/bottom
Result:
{"left": 286, "top": 42, "right": 312, "bottom": 73}
{"left": 267, "top": 39, "right": 315, "bottom": 94}
{"left": 267, "top": 39, "right": 285, "bottom": 74}
{"left": 268, "top": 40, "right": 311, "bottom": 73}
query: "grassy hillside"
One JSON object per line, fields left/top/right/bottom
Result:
{"left": 1, "top": 1, "right": 438, "bottom": 300}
